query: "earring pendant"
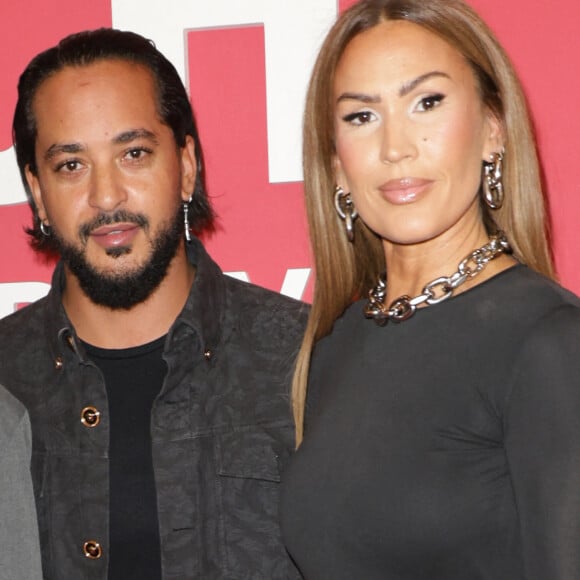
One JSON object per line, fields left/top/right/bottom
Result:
{"left": 334, "top": 186, "right": 358, "bottom": 242}
{"left": 483, "top": 151, "right": 504, "bottom": 210}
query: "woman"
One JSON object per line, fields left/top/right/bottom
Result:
{"left": 280, "top": 1, "right": 580, "bottom": 578}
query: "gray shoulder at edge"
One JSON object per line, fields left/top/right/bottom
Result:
{"left": 0, "top": 383, "right": 28, "bottom": 439}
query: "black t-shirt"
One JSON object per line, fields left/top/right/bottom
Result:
{"left": 84, "top": 336, "right": 167, "bottom": 580}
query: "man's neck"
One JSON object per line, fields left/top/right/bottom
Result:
{"left": 61, "top": 251, "right": 195, "bottom": 349}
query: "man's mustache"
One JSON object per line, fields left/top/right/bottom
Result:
{"left": 79, "top": 211, "right": 149, "bottom": 242}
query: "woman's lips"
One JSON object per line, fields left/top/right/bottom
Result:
{"left": 90, "top": 223, "right": 140, "bottom": 249}
{"left": 378, "top": 178, "right": 433, "bottom": 204}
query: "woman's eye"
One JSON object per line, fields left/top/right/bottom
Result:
{"left": 342, "top": 111, "right": 376, "bottom": 126}
{"left": 416, "top": 94, "right": 444, "bottom": 112}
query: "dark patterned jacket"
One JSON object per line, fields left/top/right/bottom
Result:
{"left": 0, "top": 238, "right": 307, "bottom": 579}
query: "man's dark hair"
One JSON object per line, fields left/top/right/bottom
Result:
{"left": 12, "top": 28, "right": 214, "bottom": 254}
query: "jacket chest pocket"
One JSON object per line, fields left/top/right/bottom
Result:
{"left": 214, "top": 426, "right": 300, "bottom": 579}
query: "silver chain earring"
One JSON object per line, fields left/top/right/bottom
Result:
{"left": 183, "top": 196, "right": 193, "bottom": 243}
{"left": 483, "top": 150, "right": 504, "bottom": 210}
{"left": 39, "top": 220, "right": 51, "bottom": 237}
{"left": 334, "top": 186, "right": 358, "bottom": 242}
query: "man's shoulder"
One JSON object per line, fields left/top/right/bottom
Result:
{"left": 0, "top": 296, "right": 49, "bottom": 347}
{"left": 221, "top": 275, "right": 309, "bottom": 351}
{"left": 0, "top": 295, "right": 48, "bottom": 327}
{"left": 223, "top": 274, "right": 309, "bottom": 319}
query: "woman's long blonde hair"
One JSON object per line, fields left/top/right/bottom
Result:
{"left": 293, "top": 0, "right": 554, "bottom": 444}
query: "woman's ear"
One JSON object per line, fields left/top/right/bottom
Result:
{"left": 482, "top": 110, "right": 504, "bottom": 160}
{"left": 333, "top": 155, "right": 348, "bottom": 190}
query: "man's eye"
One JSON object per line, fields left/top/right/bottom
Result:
{"left": 56, "top": 160, "right": 81, "bottom": 173}
{"left": 342, "top": 111, "right": 375, "bottom": 126}
{"left": 417, "top": 94, "right": 444, "bottom": 112}
{"left": 125, "top": 147, "right": 151, "bottom": 160}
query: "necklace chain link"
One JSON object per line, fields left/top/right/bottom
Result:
{"left": 364, "top": 232, "right": 511, "bottom": 326}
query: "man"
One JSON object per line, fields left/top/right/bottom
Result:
{"left": 0, "top": 29, "right": 307, "bottom": 579}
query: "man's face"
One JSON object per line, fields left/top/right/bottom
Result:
{"left": 25, "top": 59, "right": 197, "bottom": 308}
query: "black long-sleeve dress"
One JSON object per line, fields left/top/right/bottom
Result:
{"left": 281, "top": 265, "right": 580, "bottom": 580}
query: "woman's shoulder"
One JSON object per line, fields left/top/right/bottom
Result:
{"left": 460, "top": 264, "right": 579, "bottom": 328}
{"left": 503, "top": 294, "right": 580, "bottom": 421}
{"left": 494, "top": 267, "right": 580, "bottom": 401}
{"left": 506, "top": 264, "right": 579, "bottom": 305}
{"left": 507, "top": 265, "right": 579, "bottom": 323}
{"left": 313, "top": 298, "right": 368, "bottom": 353}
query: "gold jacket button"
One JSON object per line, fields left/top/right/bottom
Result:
{"left": 80, "top": 406, "right": 101, "bottom": 428}
{"left": 83, "top": 540, "right": 102, "bottom": 559}
{"left": 54, "top": 356, "right": 64, "bottom": 370}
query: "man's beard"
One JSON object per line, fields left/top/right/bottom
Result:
{"left": 56, "top": 206, "right": 184, "bottom": 310}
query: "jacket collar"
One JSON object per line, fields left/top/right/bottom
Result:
{"left": 168, "top": 237, "right": 225, "bottom": 356}
{"left": 43, "top": 237, "right": 226, "bottom": 361}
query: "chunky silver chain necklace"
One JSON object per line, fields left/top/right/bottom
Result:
{"left": 364, "top": 232, "right": 511, "bottom": 326}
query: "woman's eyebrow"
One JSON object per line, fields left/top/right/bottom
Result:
{"left": 336, "top": 92, "right": 380, "bottom": 104}
{"left": 336, "top": 71, "right": 451, "bottom": 104}
{"left": 399, "top": 71, "right": 450, "bottom": 97}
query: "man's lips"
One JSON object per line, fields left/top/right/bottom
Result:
{"left": 378, "top": 178, "right": 433, "bottom": 204}
{"left": 89, "top": 222, "right": 140, "bottom": 248}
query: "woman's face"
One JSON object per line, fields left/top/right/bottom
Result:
{"left": 333, "top": 19, "right": 502, "bottom": 247}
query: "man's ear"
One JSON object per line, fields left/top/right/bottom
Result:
{"left": 180, "top": 135, "right": 197, "bottom": 202}
{"left": 25, "top": 165, "right": 48, "bottom": 223}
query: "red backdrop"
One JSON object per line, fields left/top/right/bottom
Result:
{"left": 0, "top": 0, "right": 578, "bottom": 317}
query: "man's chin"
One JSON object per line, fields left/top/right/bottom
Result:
{"left": 74, "top": 255, "right": 147, "bottom": 280}
{"left": 69, "top": 261, "right": 164, "bottom": 310}
{"left": 57, "top": 206, "right": 183, "bottom": 309}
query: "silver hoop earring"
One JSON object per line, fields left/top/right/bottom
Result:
{"left": 183, "top": 196, "right": 193, "bottom": 243}
{"left": 483, "top": 150, "right": 504, "bottom": 210}
{"left": 39, "top": 220, "right": 51, "bottom": 237}
{"left": 334, "top": 186, "right": 358, "bottom": 242}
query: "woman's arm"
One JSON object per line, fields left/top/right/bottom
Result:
{"left": 505, "top": 304, "right": 580, "bottom": 580}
